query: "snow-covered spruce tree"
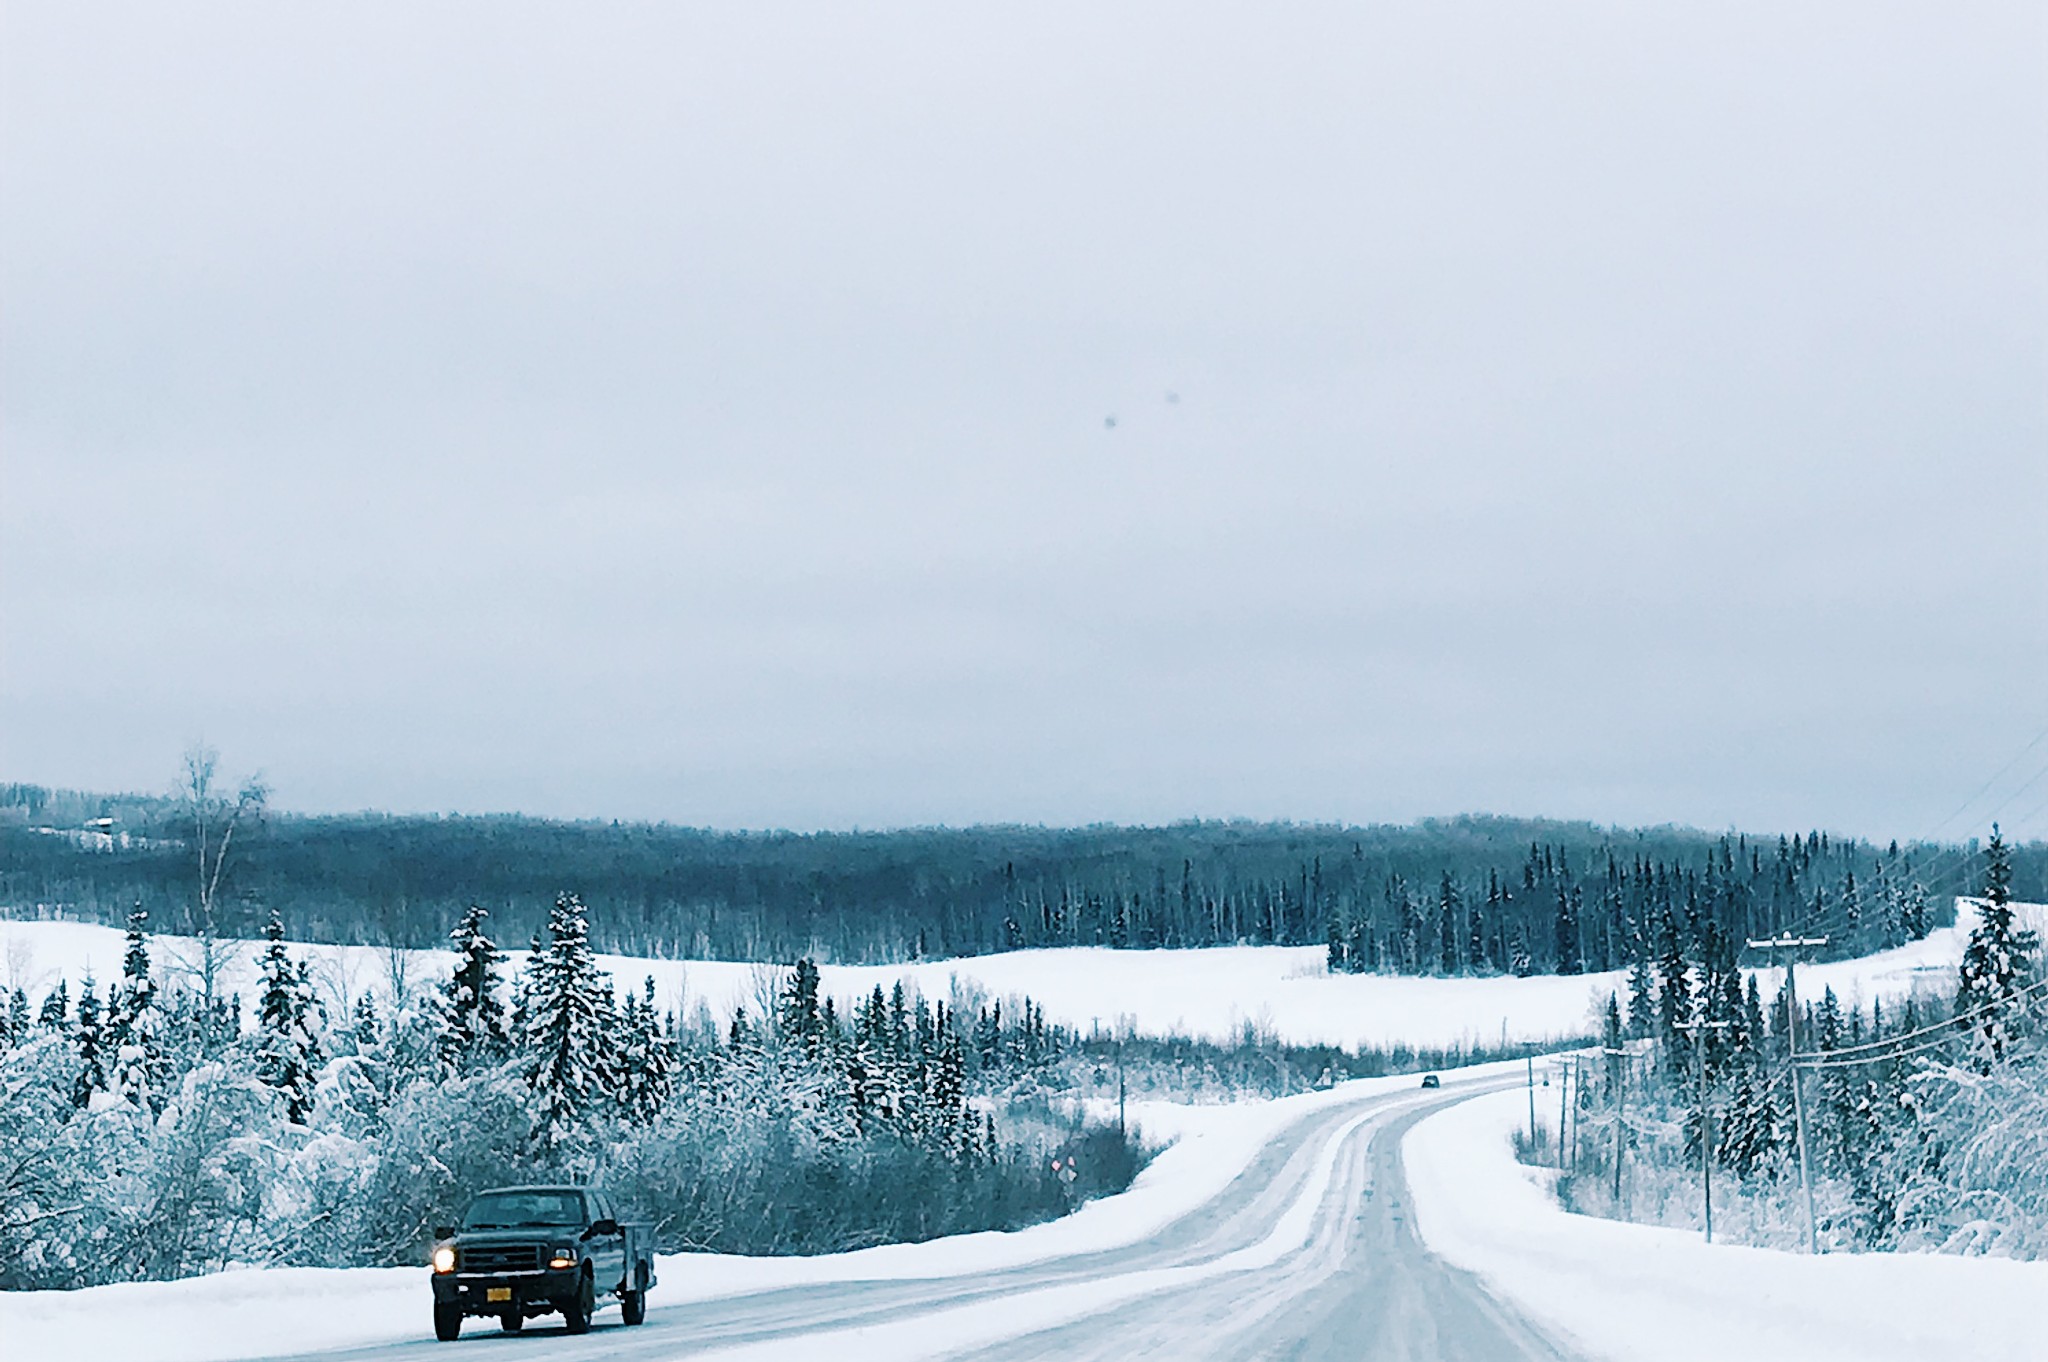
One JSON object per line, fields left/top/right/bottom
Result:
{"left": 1653, "top": 908, "right": 1693, "bottom": 1071}
{"left": 255, "top": 910, "right": 324, "bottom": 1123}
{"left": 1509, "top": 936, "right": 1533, "bottom": 979}
{"left": 926, "top": 1020, "right": 973, "bottom": 1161}
{"left": 1437, "top": 873, "right": 1462, "bottom": 974}
{"left": 1718, "top": 1027, "right": 1783, "bottom": 1181}
{"left": 509, "top": 928, "right": 545, "bottom": 1039}
{"left": 1625, "top": 949, "right": 1654, "bottom": 1036}
{"left": 1324, "top": 909, "right": 1347, "bottom": 974}
{"left": 38, "top": 979, "right": 69, "bottom": 1031}
{"left": 1552, "top": 885, "right": 1582, "bottom": 975}
{"left": 71, "top": 974, "right": 108, "bottom": 1108}
{"left": 440, "top": 903, "right": 508, "bottom": 1074}
{"left": 1955, "top": 826, "right": 2041, "bottom": 1069}
{"left": 521, "top": 891, "right": 616, "bottom": 1154}
{"left": 612, "top": 976, "right": 675, "bottom": 1124}
{"left": 779, "top": 958, "right": 826, "bottom": 1052}
{"left": 107, "top": 906, "right": 170, "bottom": 1114}
{"left": 1, "top": 988, "right": 25, "bottom": 1049}
{"left": 1900, "top": 880, "right": 1932, "bottom": 941}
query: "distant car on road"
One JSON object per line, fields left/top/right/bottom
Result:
{"left": 1419, "top": 1073, "right": 1441, "bottom": 1089}
{"left": 430, "top": 1184, "right": 655, "bottom": 1341}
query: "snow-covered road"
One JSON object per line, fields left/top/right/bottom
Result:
{"left": 235, "top": 1080, "right": 1572, "bottom": 1362}
{"left": 18, "top": 1065, "right": 2040, "bottom": 1362}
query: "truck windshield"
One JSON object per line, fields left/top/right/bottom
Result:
{"left": 461, "top": 1191, "right": 585, "bottom": 1230}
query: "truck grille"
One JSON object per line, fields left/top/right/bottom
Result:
{"left": 461, "top": 1243, "right": 543, "bottom": 1273}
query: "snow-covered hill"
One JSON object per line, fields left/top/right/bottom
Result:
{"left": 3, "top": 900, "right": 2031, "bottom": 1051}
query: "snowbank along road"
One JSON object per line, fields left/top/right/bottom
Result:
{"left": 245, "top": 1081, "right": 1575, "bottom": 1362}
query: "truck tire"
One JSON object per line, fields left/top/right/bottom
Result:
{"left": 621, "top": 1288, "right": 645, "bottom": 1326}
{"left": 563, "top": 1275, "right": 595, "bottom": 1335}
{"left": 434, "top": 1304, "right": 463, "bottom": 1342}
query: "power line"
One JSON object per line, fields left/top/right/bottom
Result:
{"left": 1793, "top": 975, "right": 2048, "bottom": 1062}
{"left": 1922, "top": 722, "right": 2048, "bottom": 842}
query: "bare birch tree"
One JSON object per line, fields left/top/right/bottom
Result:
{"left": 168, "top": 745, "right": 269, "bottom": 1049}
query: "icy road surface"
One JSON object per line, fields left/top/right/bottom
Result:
{"left": 246, "top": 1085, "right": 1574, "bottom": 1362}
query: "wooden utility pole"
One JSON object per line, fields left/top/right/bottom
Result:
{"left": 1602, "top": 1045, "right": 1629, "bottom": 1209}
{"left": 1548, "top": 1056, "right": 1564, "bottom": 1163}
{"left": 1749, "top": 933, "right": 1828, "bottom": 1254}
{"left": 1571, "top": 1056, "right": 1584, "bottom": 1169}
{"left": 1526, "top": 1055, "right": 1537, "bottom": 1149}
{"left": 1116, "top": 1036, "right": 1127, "bottom": 1139}
{"left": 1675, "top": 1018, "right": 1732, "bottom": 1242}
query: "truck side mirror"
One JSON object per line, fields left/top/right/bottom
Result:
{"left": 434, "top": 1227, "right": 455, "bottom": 1240}
{"left": 584, "top": 1217, "right": 619, "bottom": 1238}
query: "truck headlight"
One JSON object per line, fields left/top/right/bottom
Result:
{"left": 548, "top": 1247, "right": 576, "bottom": 1269}
{"left": 432, "top": 1246, "right": 456, "bottom": 1274}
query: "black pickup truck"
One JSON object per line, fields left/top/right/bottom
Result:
{"left": 429, "top": 1185, "right": 656, "bottom": 1340}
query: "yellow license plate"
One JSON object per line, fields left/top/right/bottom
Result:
{"left": 486, "top": 1288, "right": 512, "bottom": 1303}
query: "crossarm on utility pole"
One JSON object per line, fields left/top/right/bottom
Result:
{"left": 1747, "top": 934, "right": 1828, "bottom": 1254}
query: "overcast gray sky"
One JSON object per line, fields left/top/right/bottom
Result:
{"left": 4, "top": 2, "right": 2044, "bottom": 840}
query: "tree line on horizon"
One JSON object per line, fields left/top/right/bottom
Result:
{"left": 4, "top": 780, "right": 2040, "bottom": 972}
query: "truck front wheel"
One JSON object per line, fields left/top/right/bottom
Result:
{"left": 434, "top": 1304, "right": 463, "bottom": 1342}
{"left": 563, "top": 1276, "right": 595, "bottom": 1335}
{"left": 621, "top": 1288, "right": 645, "bottom": 1326}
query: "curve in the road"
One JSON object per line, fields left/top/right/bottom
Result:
{"left": 251, "top": 1082, "right": 1579, "bottom": 1362}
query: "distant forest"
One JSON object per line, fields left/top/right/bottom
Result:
{"left": 3, "top": 782, "right": 2042, "bottom": 972}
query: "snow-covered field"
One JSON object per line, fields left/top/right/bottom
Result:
{"left": 1403, "top": 1087, "right": 2048, "bottom": 1362}
{"left": 0, "top": 900, "right": 2013, "bottom": 1052}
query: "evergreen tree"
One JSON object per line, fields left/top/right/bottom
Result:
{"left": 779, "top": 958, "right": 824, "bottom": 1049}
{"left": 0, "top": 987, "right": 23, "bottom": 1050}
{"left": 1625, "top": 951, "right": 1655, "bottom": 1037}
{"left": 255, "top": 910, "right": 323, "bottom": 1124}
{"left": 1437, "top": 873, "right": 1461, "bottom": 974}
{"left": 1600, "top": 992, "right": 1624, "bottom": 1098}
{"left": 613, "top": 976, "right": 674, "bottom": 1124}
{"left": 1653, "top": 909, "right": 1693, "bottom": 1067}
{"left": 347, "top": 990, "right": 382, "bottom": 1054}
{"left": 1466, "top": 890, "right": 1488, "bottom": 975}
{"left": 72, "top": 975, "right": 108, "bottom": 1108}
{"left": 521, "top": 891, "right": 615, "bottom": 1153}
{"left": 37, "top": 979, "right": 68, "bottom": 1030}
{"left": 1554, "top": 885, "right": 1583, "bottom": 974}
{"left": 1956, "top": 826, "right": 2040, "bottom": 1068}
{"left": 926, "top": 1020, "right": 971, "bottom": 1160}
{"left": 1900, "top": 881, "right": 1931, "bottom": 941}
{"left": 106, "top": 906, "right": 169, "bottom": 1112}
{"left": 440, "top": 903, "right": 508, "bottom": 1073}
{"left": 509, "top": 929, "right": 545, "bottom": 1039}
{"left": 1719, "top": 1033, "right": 1781, "bottom": 1180}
